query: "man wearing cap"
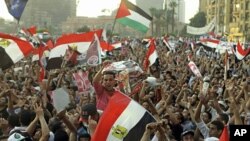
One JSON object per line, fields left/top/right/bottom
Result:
{"left": 92, "top": 60, "right": 117, "bottom": 111}
{"left": 181, "top": 130, "right": 194, "bottom": 141}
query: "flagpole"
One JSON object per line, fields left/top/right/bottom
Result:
{"left": 108, "top": 0, "right": 122, "bottom": 52}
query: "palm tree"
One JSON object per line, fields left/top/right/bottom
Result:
{"left": 150, "top": 8, "right": 166, "bottom": 36}
{"left": 149, "top": 8, "right": 156, "bottom": 36}
{"left": 169, "top": 0, "right": 178, "bottom": 33}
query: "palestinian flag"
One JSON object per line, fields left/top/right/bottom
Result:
{"left": 47, "top": 30, "right": 102, "bottom": 70}
{"left": 91, "top": 91, "right": 155, "bottom": 141}
{"left": 116, "top": 0, "right": 152, "bottom": 33}
{"left": 0, "top": 33, "right": 33, "bottom": 70}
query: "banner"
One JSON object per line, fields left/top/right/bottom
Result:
{"left": 52, "top": 88, "right": 70, "bottom": 112}
{"left": 73, "top": 71, "right": 92, "bottom": 93}
{"left": 103, "top": 60, "right": 143, "bottom": 73}
{"left": 187, "top": 18, "right": 216, "bottom": 35}
{"left": 188, "top": 61, "right": 202, "bottom": 77}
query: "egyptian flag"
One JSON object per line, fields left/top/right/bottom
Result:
{"left": 91, "top": 91, "right": 156, "bottom": 141}
{"left": 27, "top": 26, "right": 37, "bottom": 36}
{"left": 5, "top": 0, "right": 28, "bottom": 21}
{"left": 47, "top": 30, "right": 102, "bottom": 70}
{"left": 0, "top": 33, "right": 33, "bottom": 70}
{"left": 196, "top": 38, "right": 219, "bottom": 52}
{"left": 32, "top": 46, "right": 50, "bottom": 62}
{"left": 143, "top": 39, "right": 159, "bottom": 71}
{"left": 116, "top": 0, "right": 152, "bottom": 33}
{"left": 162, "top": 36, "right": 173, "bottom": 51}
{"left": 38, "top": 45, "right": 48, "bottom": 82}
{"left": 100, "top": 41, "right": 115, "bottom": 51}
{"left": 233, "top": 41, "right": 250, "bottom": 60}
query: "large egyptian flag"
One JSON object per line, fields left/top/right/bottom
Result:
{"left": 0, "top": 33, "right": 33, "bottom": 70}
{"left": 91, "top": 91, "right": 156, "bottom": 141}
{"left": 233, "top": 41, "right": 250, "bottom": 60}
{"left": 47, "top": 30, "right": 102, "bottom": 70}
{"left": 116, "top": 0, "right": 152, "bottom": 33}
{"left": 5, "top": 0, "right": 28, "bottom": 20}
{"left": 196, "top": 38, "right": 219, "bottom": 52}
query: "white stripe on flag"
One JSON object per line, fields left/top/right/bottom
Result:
{"left": 49, "top": 42, "right": 91, "bottom": 59}
{"left": 149, "top": 51, "right": 158, "bottom": 66}
{"left": 5, "top": 41, "right": 25, "bottom": 63}
{"left": 127, "top": 10, "right": 151, "bottom": 28}
{"left": 106, "top": 100, "right": 146, "bottom": 140}
{"left": 32, "top": 54, "right": 39, "bottom": 62}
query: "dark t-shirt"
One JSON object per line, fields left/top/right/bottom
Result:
{"left": 0, "top": 106, "right": 9, "bottom": 119}
{"left": 170, "top": 123, "right": 183, "bottom": 141}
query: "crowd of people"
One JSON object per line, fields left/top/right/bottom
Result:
{"left": 0, "top": 37, "right": 250, "bottom": 141}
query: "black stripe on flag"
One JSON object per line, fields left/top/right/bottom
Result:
{"left": 124, "top": 112, "right": 156, "bottom": 141}
{"left": 46, "top": 57, "right": 63, "bottom": 70}
{"left": 124, "top": 0, "right": 153, "bottom": 21}
{"left": 0, "top": 46, "right": 14, "bottom": 70}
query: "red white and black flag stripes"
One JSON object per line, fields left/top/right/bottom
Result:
{"left": 92, "top": 91, "right": 156, "bottom": 141}
{"left": 47, "top": 30, "right": 102, "bottom": 70}
{"left": 0, "top": 33, "right": 33, "bottom": 70}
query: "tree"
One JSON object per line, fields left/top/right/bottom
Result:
{"left": 189, "top": 12, "right": 207, "bottom": 27}
{"left": 149, "top": 8, "right": 157, "bottom": 36}
{"left": 150, "top": 8, "right": 165, "bottom": 36}
{"left": 169, "top": 1, "right": 177, "bottom": 33}
{"left": 76, "top": 26, "right": 90, "bottom": 33}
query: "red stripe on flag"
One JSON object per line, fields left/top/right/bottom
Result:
{"left": 27, "top": 26, "right": 37, "bottom": 35}
{"left": 219, "top": 126, "right": 229, "bottom": 141}
{"left": 201, "top": 38, "right": 220, "bottom": 44}
{"left": 100, "top": 41, "right": 114, "bottom": 51}
{"left": 143, "top": 39, "right": 157, "bottom": 71}
{"left": 54, "top": 29, "right": 103, "bottom": 47}
{"left": 237, "top": 41, "right": 250, "bottom": 56}
{"left": 91, "top": 91, "right": 130, "bottom": 141}
{"left": 116, "top": 0, "right": 131, "bottom": 19}
{"left": 0, "top": 33, "right": 33, "bottom": 56}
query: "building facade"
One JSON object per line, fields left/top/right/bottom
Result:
{"left": 201, "top": 0, "right": 250, "bottom": 41}
{"left": 136, "top": 0, "right": 165, "bottom": 15}
{"left": 21, "top": 0, "right": 76, "bottom": 33}
{"left": 178, "top": 0, "right": 185, "bottom": 23}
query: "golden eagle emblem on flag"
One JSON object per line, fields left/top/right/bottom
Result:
{"left": 112, "top": 125, "right": 128, "bottom": 139}
{"left": 0, "top": 39, "right": 11, "bottom": 48}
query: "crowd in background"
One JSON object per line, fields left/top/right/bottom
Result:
{"left": 0, "top": 37, "right": 250, "bottom": 141}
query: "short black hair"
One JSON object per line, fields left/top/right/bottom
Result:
{"left": 219, "top": 113, "right": 229, "bottom": 124}
{"left": 54, "top": 129, "right": 69, "bottom": 141}
{"left": 8, "top": 114, "right": 20, "bottom": 128}
{"left": 103, "top": 71, "right": 116, "bottom": 78}
{"left": 20, "top": 109, "right": 31, "bottom": 126}
{"left": 204, "top": 111, "right": 212, "bottom": 120}
{"left": 210, "top": 120, "right": 224, "bottom": 131}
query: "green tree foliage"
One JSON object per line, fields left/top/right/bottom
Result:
{"left": 189, "top": 12, "right": 206, "bottom": 27}
{"left": 169, "top": 1, "right": 177, "bottom": 33}
{"left": 76, "top": 26, "right": 90, "bottom": 33}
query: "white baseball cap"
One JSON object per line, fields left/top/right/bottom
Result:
{"left": 8, "top": 132, "right": 26, "bottom": 141}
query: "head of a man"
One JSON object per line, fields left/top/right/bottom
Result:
{"left": 181, "top": 130, "right": 194, "bottom": 141}
{"left": 209, "top": 120, "right": 224, "bottom": 138}
{"left": 102, "top": 71, "right": 116, "bottom": 92}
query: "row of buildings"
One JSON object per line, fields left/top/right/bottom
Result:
{"left": 199, "top": 0, "right": 250, "bottom": 41}
{"left": 16, "top": 0, "right": 186, "bottom": 37}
